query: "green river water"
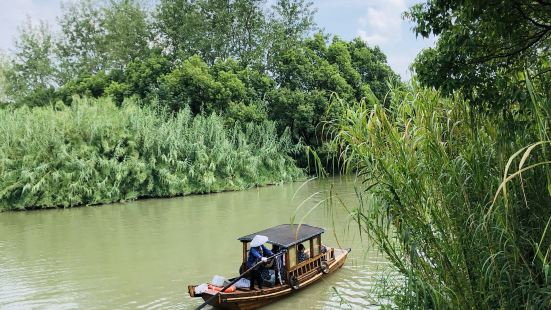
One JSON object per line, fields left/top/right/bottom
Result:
{"left": 0, "top": 177, "right": 390, "bottom": 309}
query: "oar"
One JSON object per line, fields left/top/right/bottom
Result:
{"left": 195, "top": 251, "right": 285, "bottom": 310}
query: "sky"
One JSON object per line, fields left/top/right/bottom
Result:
{"left": 0, "top": 0, "right": 435, "bottom": 79}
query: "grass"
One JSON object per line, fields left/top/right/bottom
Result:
{"left": 329, "top": 82, "right": 551, "bottom": 308}
{"left": 0, "top": 96, "right": 303, "bottom": 211}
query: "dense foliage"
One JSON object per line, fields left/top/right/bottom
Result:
{"left": 332, "top": 83, "right": 550, "bottom": 308}
{"left": 0, "top": 97, "right": 302, "bottom": 211}
{"left": 407, "top": 0, "right": 551, "bottom": 108}
{"left": 0, "top": 0, "right": 398, "bottom": 172}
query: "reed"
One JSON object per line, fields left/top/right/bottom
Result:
{"left": 0, "top": 97, "right": 303, "bottom": 211}
{"left": 331, "top": 83, "right": 551, "bottom": 308}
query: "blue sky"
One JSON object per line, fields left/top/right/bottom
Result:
{"left": 0, "top": 0, "right": 435, "bottom": 79}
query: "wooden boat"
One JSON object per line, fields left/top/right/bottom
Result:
{"left": 188, "top": 224, "right": 351, "bottom": 310}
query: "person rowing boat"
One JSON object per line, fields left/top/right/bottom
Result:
{"left": 246, "top": 235, "right": 273, "bottom": 290}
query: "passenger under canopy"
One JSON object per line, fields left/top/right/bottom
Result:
{"left": 238, "top": 224, "right": 324, "bottom": 248}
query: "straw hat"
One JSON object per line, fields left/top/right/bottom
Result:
{"left": 250, "top": 235, "right": 268, "bottom": 247}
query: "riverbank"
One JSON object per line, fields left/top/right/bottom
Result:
{"left": 0, "top": 97, "right": 303, "bottom": 211}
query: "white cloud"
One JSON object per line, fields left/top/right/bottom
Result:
{"left": 357, "top": 0, "right": 407, "bottom": 45}
{"left": 357, "top": 30, "right": 386, "bottom": 45}
{"left": 353, "top": 0, "right": 436, "bottom": 79}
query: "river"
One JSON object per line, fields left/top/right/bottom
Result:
{"left": 0, "top": 177, "right": 390, "bottom": 309}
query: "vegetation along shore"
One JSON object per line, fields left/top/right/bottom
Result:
{"left": 0, "top": 0, "right": 397, "bottom": 210}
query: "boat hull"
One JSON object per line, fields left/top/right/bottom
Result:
{"left": 190, "top": 248, "right": 350, "bottom": 310}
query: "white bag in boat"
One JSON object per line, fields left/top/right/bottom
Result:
{"left": 211, "top": 275, "right": 225, "bottom": 287}
{"left": 234, "top": 278, "right": 250, "bottom": 289}
{"left": 194, "top": 283, "right": 208, "bottom": 294}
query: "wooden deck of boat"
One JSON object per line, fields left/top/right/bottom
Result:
{"left": 192, "top": 247, "right": 350, "bottom": 310}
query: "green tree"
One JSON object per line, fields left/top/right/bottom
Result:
{"left": 157, "top": 56, "right": 273, "bottom": 119}
{"left": 406, "top": 0, "right": 551, "bottom": 108}
{"left": 267, "top": 33, "right": 399, "bottom": 169}
{"left": 56, "top": 49, "right": 172, "bottom": 106}
{"left": 4, "top": 19, "right": 56, "bottom": 106}
{"left": 228, "top": 0, "right": 268, "bottom": 66}
{"left": 269, "top": 0, "right": 316, "bottom": 46}
{"left": 155, "top": 0, "right": 267, "bottom": 64}
{"left": 57, "top": 71, "right": 111, "bottom": 103}
{"left": 154, "top": 0, "right": 201, "bottom": 58}
{"left": 0, "top": 53, "right": 11, "bottom": 105}
{"left": 118, "top": 49, "right": 173, "bottom": 99}
{"left": 211, "top": 58, "right": 272, "bottom": 123}
{"left": 56, "top": 0, "right": 106, "bottom": 82}
{"left": 102, "top": 0, "right": 151, "bottom": 71}
{"left": 158, "top": 55, "right": 221, "bottom": 112}
{"left": 56, "top": 0, "right": 151, "bottom": 82}
{"left": 347, "top": 38, "right": 399, "bottom": 101}
{"left": 52, "top": 0, "right": 154, "bottom": 104}
{"left": 271, "top": 33, "right": 397, "bottom": 102}
{"left": 267, "top": 0, "right": 317, "bottom": 68}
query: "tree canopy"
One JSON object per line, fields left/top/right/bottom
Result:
{"left": 407, "top": 0, "right": 551, "bottom": 108}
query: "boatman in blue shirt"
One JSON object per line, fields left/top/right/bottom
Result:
{"left": 247, "top": 235, "right": 273, "bottom": 290}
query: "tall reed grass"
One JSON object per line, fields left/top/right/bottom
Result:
{"left": 0, "top": 97, "right": 302, "bottom": 211}
{"left": 331, "top": 83, "right": 551, "bottom": 308}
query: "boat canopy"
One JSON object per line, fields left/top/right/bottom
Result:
{"left": 238, "top": 224, "right": 324, "bottom": 248}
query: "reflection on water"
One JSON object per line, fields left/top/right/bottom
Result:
{"left": 0, "top": 177, "right": 391, "bottom": 309}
